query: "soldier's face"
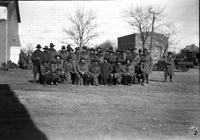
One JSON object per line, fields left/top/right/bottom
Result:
{"left": 81, "top": 59, "right": 85, "bottom": 63}
{"left": 127, "top": 60, "right": 131, "bottom": 64}
{"left": 94, "top": 61, "right": 98, "bottom": 65}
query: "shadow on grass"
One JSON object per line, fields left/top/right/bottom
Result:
{"left": 0, "top": 84, "right": 47, "bottom": 140}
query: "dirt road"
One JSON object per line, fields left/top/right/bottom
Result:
{"left": 0, "top": 69, "right": 199, "bottom": 140}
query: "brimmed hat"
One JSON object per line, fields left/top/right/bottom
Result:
{"left": 82, "top": 46, "right": 88, "bottom": 50}
{"left": 80, "top": 57, "right": 86, "bottom": 61}
{"left": 143, "top": 48, "right": 148, "bottom": 52}
{"left": 138, "top": 49, "right": 143, "bottom": 53}
{"left": 75, "top": 47, "right": 80, "bottom": 51}
{"left": 67, "top": 45, "right": 74, "bottom": 51}
{"left": 116, "top": 49, "right": 123, "bottom": 53}
{"left": 91, "top": 57, "right": 100, "bottom": 62}
{"left": 96, "top": 47, "right": 101, "bottom": 50}
{"left": 61, "top": 45, "right": 65, "bottom": 50}
{"left": 90, "top": 48, "right": 95, "bottom": 51}
{"left": 67, "top": 55, "right": 73, "bottom": 60}
{"left": 50, "top": 43, "right": 55, "bottom": 48}
{"left": 168, "top": 51, "right": 173, "bottom": 55}
{"left": 55, "top": 54, "right": 62, "bottom": 59}
{"left": 43, "top": 46, "right": 49, "bottom": 50}
{"left": 106, "top": 49, "right": 114, "bottom": 53}
{"left": 36, "top": 44, "right": 41, "bottom": 48}
{"left": 126, "top": 57, "right": 133, "bottom": 62}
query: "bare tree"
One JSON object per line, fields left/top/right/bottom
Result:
{"left": 157, "top": 22, "right": 179, "bottom": 55}
{"left": 124, "top": 6, "right": 164, "bottom": 52}
{"left": 63, "top": 7, "right": 98, "bottom": 50}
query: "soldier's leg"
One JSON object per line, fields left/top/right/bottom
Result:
{"left": 164, "top": 72, "right": 167, "bottom": 82}
{"left": 65, "top": 72, "right": 72, "bottom": 84}
{"left": 170, "top": 75, "right": 173, "bottom": 82}
{"left": 127, "top": 75, "right": 132, "bottom": 85}
{"left": 146, "top": 74, "right": 149, "bottom": 84}
{"left": 141, "top": 74, "right": 145, "bottom": 86}
{"left": 33, "top": 73, "right": 37, "bottom": 83}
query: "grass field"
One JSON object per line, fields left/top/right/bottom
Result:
{"left": 0, "top": 69, "right": 199, "bottom": 140}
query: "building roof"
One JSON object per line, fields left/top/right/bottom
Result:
{"left": 0, "top": 0, "right": 21, "bottom": 22}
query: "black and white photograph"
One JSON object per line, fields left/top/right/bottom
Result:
{"left": 0, "top": 0, "right": 199, "bottom": 139}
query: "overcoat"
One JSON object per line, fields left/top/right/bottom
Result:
{"left": 31, "top": 50, "right": 43, "bottom": 73}
{"left": 164, "top": 56, "right": 175, "bottom": 76}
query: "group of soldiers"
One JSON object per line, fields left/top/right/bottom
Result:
{"left": 31, "top": 42, "right": 174, "bottom": 86}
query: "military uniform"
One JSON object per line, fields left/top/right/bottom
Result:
{"left": 89, "top": 59, "right": 101, "bottom": 86}
{"left": 124, "top": 58, "right": 135, "bottom": 85}
{"left": 76, "top": 58, "right": 89, "bottom": 85}
{"left": 55, "top": 55, "right": 65, "bottom": 83}
{"left": 99, "top": 58, "right": 113, "bottom": 85}
{"left": 63, "top": 56, "right": 78, "bottom": 84}
{"left": 135, "top": 61, "right": 145, "bottom": 86}
{"left": 140, "top": 50, "right": 152, "bottom": 83}
{"left": 31, "top": 44, "right": 43, "bottom": 82}
{"left": 48, "top": 43, "right": 57, "bottom": 72}
{"left": 164, "top": 52, "right": 174, "bottom": 82}
{"left": 113, "top": 59, "right": 126, "bottom": 85}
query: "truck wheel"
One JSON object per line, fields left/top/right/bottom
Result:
{"left": 153, "top": 63, "right": 163, "bottom": 71}
{"left": 179, "top": 64, "right": 188, "bottom": 72}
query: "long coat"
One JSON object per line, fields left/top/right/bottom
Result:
{"left": 140, "top": 54, "right": 152, "bottom": 75}
{"left": 124, "top": 63, "right": 135, "bottom": 76}
{"left": 99, "top": 62, "right": 113, "bottom": 80}
{"left": 89, "top": 63, "right": 100, "bottom": 77}
{"left": 31, "top": 50, "right": 43, "bottom": 73}
{"left": 49, "top": 48, "right": 57, "bottom": 64}
{"left": 164, "top": 56, "right": 174, "bottom": 76}
{"left": 42, "top": 51, "right": 51, "bottom": 64}
{"left": 77, "top": 62, "right": 89, "bottom": 76}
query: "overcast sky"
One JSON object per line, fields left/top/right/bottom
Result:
{"left": 18, "top": 0, "right": 199, "bottom": 52}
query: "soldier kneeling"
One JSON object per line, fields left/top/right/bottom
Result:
{"left": 55, "top": 55, "right": 65, "bottom": 83}
{"left": 77, "top": 57, "right": 90, "bottom": 85}
{"left": 123, "top": 57, "right": 135, "bottom": 86}
{"left": 113, "top": 58, "right": 125, "bottom": 85}
{"left": 40, "top": 61, "right": 60, "bottom": 85}
{"left": 89, "top": 58, "right": 101, "bottom": 86}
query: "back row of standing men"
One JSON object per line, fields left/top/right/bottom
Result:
{"left": 31, "top": 43, "right": 162, "bottom": 86}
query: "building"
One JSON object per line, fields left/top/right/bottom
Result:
{"left": 118, "top": 33, "right": 168, "bottom": 64}
{"left": 0, "top": 0, "right": 21, "bottom": 65}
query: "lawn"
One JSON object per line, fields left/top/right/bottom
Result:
{"left": 0, "top": 69, "right": 199, "bottom": 140}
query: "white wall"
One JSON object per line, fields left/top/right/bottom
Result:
{"left": 10, "top": 46, "right": 20, "bottom": 64}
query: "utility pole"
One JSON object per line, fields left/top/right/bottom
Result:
{"left": 149, "top": 11, "right": 156, "bottom": 55}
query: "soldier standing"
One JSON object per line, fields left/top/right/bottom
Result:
{"left": 164, "top": 52, "right": 175, "bottom": 82}
{"left": 49, "top": 43, "right": 57, "bottom": 72}
{"left": 59, "top": 45, "right": 68, "bottom": 61}
{"left": 140, "top": 48, "right": 152, "bottom": 84}
{"left": 42, "top": 46, "right": 51, "bottom": 64}
{"left": 31, "top": 44, "right": 43, "bottom": 83}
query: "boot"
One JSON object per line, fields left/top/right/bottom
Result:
{"left": 164, "top": 75, "right": 167, "bottom": 82}
{"left": 146, "top": 74, "right": 149, "bottom": 84}
{"left": 33, "top": 74, "right": 37, "bottom": 83}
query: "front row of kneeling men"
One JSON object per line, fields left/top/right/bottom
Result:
{"left": 39, "top": 55, "right": 147, "bottom": 86}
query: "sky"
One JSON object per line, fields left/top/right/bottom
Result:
{"left": 18, "top": 0, "right": 199, "bottom": 52}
